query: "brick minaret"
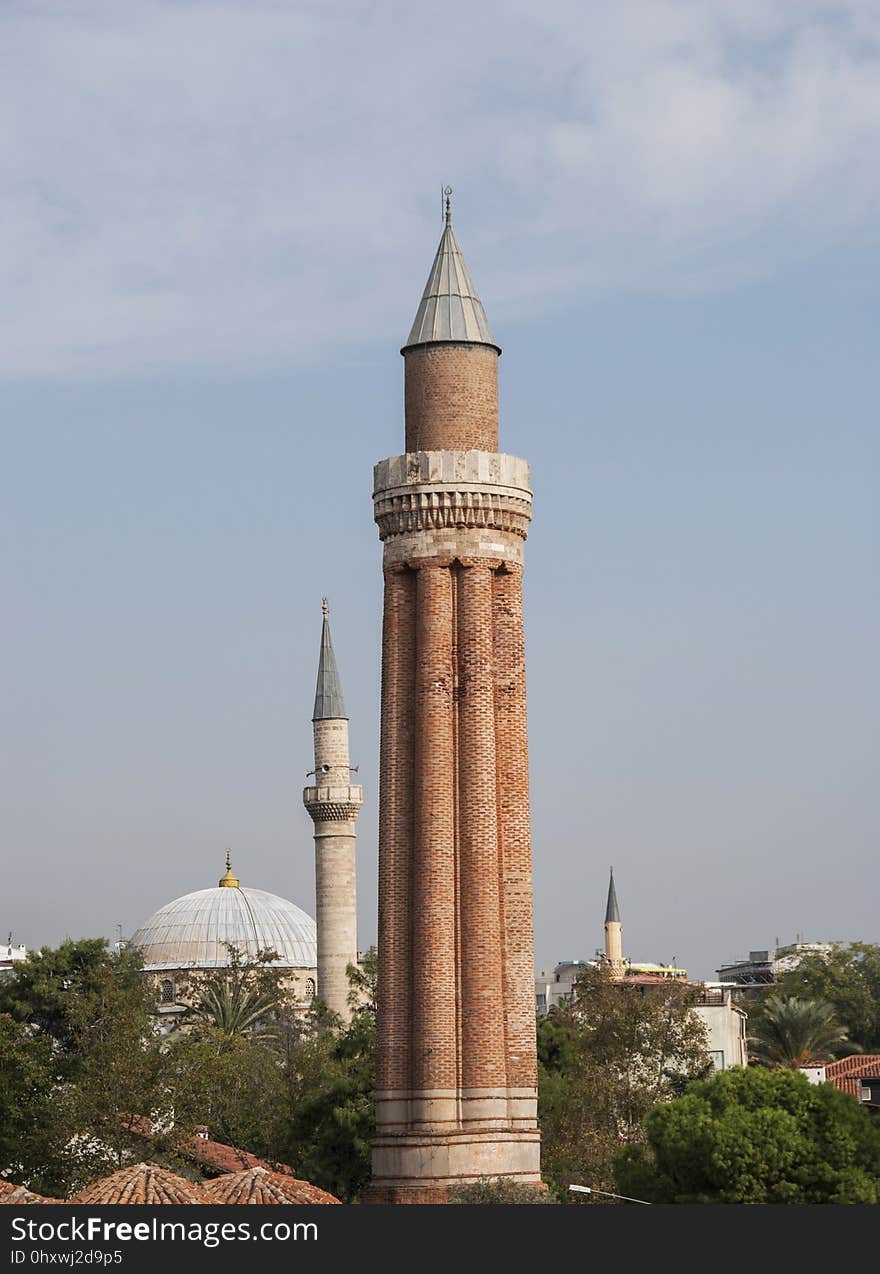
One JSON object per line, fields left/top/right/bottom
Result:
{"left": 303, "top": 600, "right": 363, "bottom": 1023}
{"left": 365, "top": 194, "right": 541, "bottom": 1202}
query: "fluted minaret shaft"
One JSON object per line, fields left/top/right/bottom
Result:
{"left": 367, "top": 201, "right": 540, "bottom": 1203}
{"left": 303, "top": 603, "right": 362, "bottom": 1023}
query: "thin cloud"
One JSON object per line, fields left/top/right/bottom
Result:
{"left": 1, "top": 0, "right": 878, "bottom": 377}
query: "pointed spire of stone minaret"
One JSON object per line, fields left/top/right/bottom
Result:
{"left": 403, "top": 189, "right": 499, "bottom": 352}
{"left": 312, "top": 598, "right": 347, "bottom": 721}
{"left": 605, "top": 867, "right": 620, "bottom": 924}
{"left": 604, "top": 867, "right": 624, "bottom": 977}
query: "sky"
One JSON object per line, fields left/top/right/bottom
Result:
{"left": 2, "top": 0, "right": 877, "bottom": 980}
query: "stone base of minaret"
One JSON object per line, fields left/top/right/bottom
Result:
{"left": 364, "top": 1127, "right": 542, "bottom": 1203}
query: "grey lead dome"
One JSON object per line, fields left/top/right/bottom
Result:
{"left": 130, "top": 885, "right": 317, "bottom": 971}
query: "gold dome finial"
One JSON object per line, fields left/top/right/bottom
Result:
{"left": 218, "top": 849, "right": 239, "bottom": 888}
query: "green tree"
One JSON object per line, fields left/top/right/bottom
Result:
{"left": 0, "top": 939, "right": 324, "bottom": 1198}
{"left": 749, "top": 995, "right": 850, "bottom": 1068}
{"left": 185, "top": 982, "right": 281, "bottom": 1040}
{"left": 616, "top": 1066, "right": 880, "bottom": 1203}
{"left": 45, "top": 945, "right": 176, "bottom": 1194}
{"left": 182, "top": 944, "right": 284, "bottom": 1041}
{"left": 0, "top": 1014, "right": 61, "bottom": 1187}
{"left": 163, "top": 945, "right": 297, "bottom": 1165}
{"left": 0, "top": 943, "right": 185, "bottom": 1196}
{"left": 449, "top": 1177, "right": 557, "bottom": 1204}
{"left": 766, "top": 944, "right": 880, "bottom": 1053}
{"left": 163, "top": 1030, "right": 293, "bottom": 1165}
{"left": 538, "top": 966, "right": 710, "bottom": 1200}
{"left": 284, "top": 949, "right": 377, "bottom": 1202}
{"left": 0, "top": 938, "right": 111, "bottom": 1066}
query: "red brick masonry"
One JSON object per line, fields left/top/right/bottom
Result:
{"left": 367, "top": 339, "right": 541, "bottom": 1203}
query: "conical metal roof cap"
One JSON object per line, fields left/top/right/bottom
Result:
{"left": 605, "top": 869, "right": 621, "bottom": 924}
{"left": 312, "top": 599, "right": 347, "bottom": 721}
{"left": 403, "top": 191, "right": 499, "bottom": 354}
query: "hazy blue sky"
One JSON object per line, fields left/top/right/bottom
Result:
{"left": 2, "top": 1, "right": 877, "bottom": 979}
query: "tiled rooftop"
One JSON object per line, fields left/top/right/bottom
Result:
{"left": 0, "top": 1180, "right": 59, "bottom": 1205}
{"left": 203, "top": 1166, "right": 340, "bottom": 1205}
{"left": 70, "top": 1163, "right": 208, "bottom": 1205}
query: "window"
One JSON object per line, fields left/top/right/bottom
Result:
{"left": 160, "top": 979, "right": 174, "bottom": 1004}
{"left": 708, "top": 1050, "right": 724, "bottom": 1071}
{"left": 305, "top": 977, "right": 316, "bottom": 999}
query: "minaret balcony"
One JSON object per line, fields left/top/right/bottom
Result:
{"left": 302, "top": 783, "right": 364, "bottom": 822}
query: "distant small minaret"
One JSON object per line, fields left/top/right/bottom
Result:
{"left": 604, "top": 868, "right": 625, "bottom": 977}
{"left": 303, "top": 600, "right": 363, "bottom": 1022}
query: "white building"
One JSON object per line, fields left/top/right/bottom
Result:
{"left": 0, "top": 936, "right": 27, "bottom": 979}
{"left": 694, "top": 984, "right": 748, "bottom": 1070}
{"left": 716, "top": 941, "right": 833, "bottom": 986}
{"left": 535, "top": 959, "right": 594, "bottom": 1012}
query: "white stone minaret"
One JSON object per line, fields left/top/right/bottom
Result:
{"left": 604, "top": 867, "right": 625, "bottom": 978}
{"left": 303, "top": 600, "right": 362, "bottom": 1023}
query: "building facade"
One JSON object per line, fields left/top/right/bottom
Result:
{"left": 0, "top": 937, "right": 27, "bottom": 981}
{"left": 693, "top": 984, "right": 749, "bottom": 1070}
{"left": 366, "top": 196, "right": 541, "bottom": 1202}
{"left": 717, "top": 941, "right": 833, "bottom": 988}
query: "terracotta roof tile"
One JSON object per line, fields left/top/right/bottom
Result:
{"left": 125, "top": 1113, "right": 295, "bottom": 1178}
{"left": 203, "top": 1167, "right": 340, "bottom": 1205}
{"left": 0, "top": 1181, "right": 60, "bottom": 1205}
{"left": 825, "top": 1054, "right": 880, "bottom": 1081}
{"left": 70, "top": 1163, "right": 208, "bottom": 1205}
{"left": 835, "top": 1076, "right": 864, "bottom": 1100}
{"left": 186, "top": 1138, "right": 293, "bottom": 1176}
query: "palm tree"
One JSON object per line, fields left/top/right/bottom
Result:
{"left": 749, "top": 995, "right": 851, "bottom": 1068}
{"left": 184, "top": 982, "right": 280, "bottom": 1042}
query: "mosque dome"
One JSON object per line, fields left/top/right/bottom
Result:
{"left": 129, "top": 856, "right": 317, "bottom": 972}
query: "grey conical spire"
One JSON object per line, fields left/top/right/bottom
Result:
{"left": 403, "top": 190, "right": 499, "bottom": 353}
{"left": 312, "top": 599, "right": 347, "bottom": 722}
{"left": 605, "top": 868, "right": 620, "bottom": 924}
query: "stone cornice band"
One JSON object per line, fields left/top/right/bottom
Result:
{"left": 373, "top": 450, "right": 532, "bottom": 543}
